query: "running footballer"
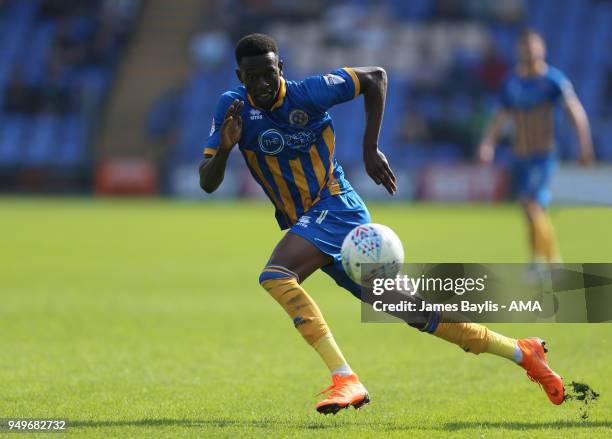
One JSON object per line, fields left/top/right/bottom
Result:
{"left": 200, "top": 33, "right": 565, "bottom": 414}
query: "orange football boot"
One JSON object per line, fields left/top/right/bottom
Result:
{"left": 316, "top": 373, "right": 370, "bottom": 415}
{"left": 518, "top": 337, "right": 564, "bottom": 405}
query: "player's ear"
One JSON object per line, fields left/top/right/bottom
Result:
{"left": 235, "top": 68, "right": 244, "bottom": 84}
{"left": 278, "top": 59, "right": 284, "bottom": 76}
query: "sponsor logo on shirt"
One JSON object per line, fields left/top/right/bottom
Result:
{"left": 249, "top": 109, "right": 263, "bottom": 120}
{"left": 258, "top": 129, "right": 285, "bottom": 154}
{"left": 258, "top": 129, "right": 317, "bottom": 154}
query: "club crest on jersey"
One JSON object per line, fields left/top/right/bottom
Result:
{"left": 258, "top": 129, "right": 285, "bottom": 155}
{"left": 249, "top": 108, "right": 263, "bottom": 120}
{"left": 289, "top": 109, "right": 309, "bottom": 126}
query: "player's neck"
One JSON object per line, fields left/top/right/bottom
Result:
{"left": 247, "top": 79, "right": 284, "bottom": 111}
{"left": 516, "top": 61, "right": 547, "bottom": 77}
{"left": 248, "top": 95, "right": 274, "bottom": 111}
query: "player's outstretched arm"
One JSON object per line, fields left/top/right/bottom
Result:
{"left": 351, "top": 67, "right": 397, "bottom": 195}
{"left": 564, "top": 94, "right": 594, "bottom": 166}
{"left": 478, "top": 109, "right": 509, "bottom": 164}
{"left": 199, "top": 99, "right": 244, "bottom": 193}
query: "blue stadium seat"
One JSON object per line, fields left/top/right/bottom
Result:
{"left": 0, "top": 115, "right": 26, "bottom": 165}
{"left": 431, "top": 143, "right": 462, "bottom": 164}
{"left": 0, "top": 0, "right": 38, "bottom": 68}
{"left": 527, "top": 0, "right": 547, "bottom": 28}
{"left": 55, "top": 115, "right": 87, "bottom": 166}
{"left": 23, "top": 21, "right": 55, "bottom": 85}
{"left": 399, "top": 144, "right": 432, "bottom": 170}
{"left": 23, "top": 115, "right": 60, "bottom": 165}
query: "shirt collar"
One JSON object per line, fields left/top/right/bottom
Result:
{"left": 247, "top": 78, "right": 286, "bottom": 111}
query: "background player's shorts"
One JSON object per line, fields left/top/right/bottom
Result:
{"left": 512, "top": 152, "right": 557, "bottom": 207}
{"left": 289, "top": 190, "right": 369, "bottom": 299}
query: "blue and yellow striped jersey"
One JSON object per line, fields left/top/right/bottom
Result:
{"left": 204, "top": 67, "right": 360, "bottom": 229}
{"left": 500, "top": 66, "right": 575, "bottom": 157}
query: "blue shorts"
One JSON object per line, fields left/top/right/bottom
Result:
{"left": 289, "top": 190, "right": 370, "bottom": 299}
{"left": 513, "top": 153, "right": 557, "bottom": 207}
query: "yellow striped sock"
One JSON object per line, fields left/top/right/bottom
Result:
{"left": 434, "top": 323, "right": 521, "bottom": 362}
{"left": 259, "top": 273, "right": 352, "bottom": 375}
{"left": 533, "top": 211, "right": 560, "bottom": 262}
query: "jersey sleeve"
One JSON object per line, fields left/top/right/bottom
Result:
{"left": 300, "top": 67, "right": 361, "bottom": 112}
{"left": 203, "top": 93, "right": 235, "bottom": 156}
{"left": 550, "top": 70, "right": 576, "bottom": 104}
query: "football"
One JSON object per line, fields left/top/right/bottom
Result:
{"left": 341, "top": 223, "right": 405, "bottom": 285}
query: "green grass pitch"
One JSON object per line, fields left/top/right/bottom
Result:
{"left": 1, "top": 198, "right": 611, "bottom": 438}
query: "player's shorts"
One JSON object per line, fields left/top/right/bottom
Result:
{"left": 288, "top": 190, "right": 369, "bottom": 299}
{"left": 512, "top": 153, "right": 557, "bottom": 207}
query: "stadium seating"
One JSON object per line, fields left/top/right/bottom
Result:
{"left": 4, "top": 0, "right": 609, "bottom": 186}
{"left": 0, "top": 0, "right": 136, "bottom": 171}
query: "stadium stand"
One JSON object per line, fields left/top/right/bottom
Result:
{"left": 2, "top": 0, "right": 610, "bottom": 193}
{"left": 0, "top": 0, "right": 139, "bottom": 189}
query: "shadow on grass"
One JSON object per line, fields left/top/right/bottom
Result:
{"left": 70, "top": 418, "right": 612, "bottom": 431}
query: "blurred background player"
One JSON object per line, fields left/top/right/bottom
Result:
{"left": 478, "top": 29, "right": 594, "bottom": 263}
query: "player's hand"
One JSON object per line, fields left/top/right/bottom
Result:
{"left": 578, "top": 147, "right": 594, "bottom": 166}
{"left": 478, "top": 142, "right": 494, "bottom": 164}
{"left": 220, "top": 99, "right": 244, "bottom": 151}
{"left": 364, "top": 147, "right": 397, "bottom": 195}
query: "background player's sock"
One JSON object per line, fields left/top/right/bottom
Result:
{"left": 433, "top": 323, "right": 522, "bottom": 362}
{"left": 541, "top": 214, "right": 560, "bottom": 262}
{"left": 531, "top": 218, "right": 547, "bottom": 262}
{"left": 313, "top": 333, "right": 352, "bottom": 376}
{"left": 259, "top": 267, "right": 353, "bottom": 375}
{"left": 532, "top": 210, "right": 559, "bottom": 262}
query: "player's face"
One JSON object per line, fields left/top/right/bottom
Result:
{"left": 237, "top": 52, "right": 283, "bottom": 109}
{"left": 516, "top": 34, "right": 546, "bottom": 65}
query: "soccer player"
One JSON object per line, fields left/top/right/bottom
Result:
{"left": 479, "top": 29, "right": 593, "bottom": 263}
{"left": 200, "top": 33, "right": 565, "bottom": 414}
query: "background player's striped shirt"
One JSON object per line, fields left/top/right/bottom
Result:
{"left": 500, "top": 66, "right": 575, "bottom": 157}
{"left": 205, "top": 67, "right": 360, "bottom": 229}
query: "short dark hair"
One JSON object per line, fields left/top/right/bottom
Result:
{"left": 235, "top": 33, "right": 278, "bottom": 64}
{"left": 519, "top": 27, "right": 543, "bottom": 41}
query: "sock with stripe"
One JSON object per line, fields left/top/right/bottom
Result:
{"left": 532, "top": 210, "right": 560, "bottom": 263}
{"left": 259, "top": 265, "right": 353, "bottom": 375}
